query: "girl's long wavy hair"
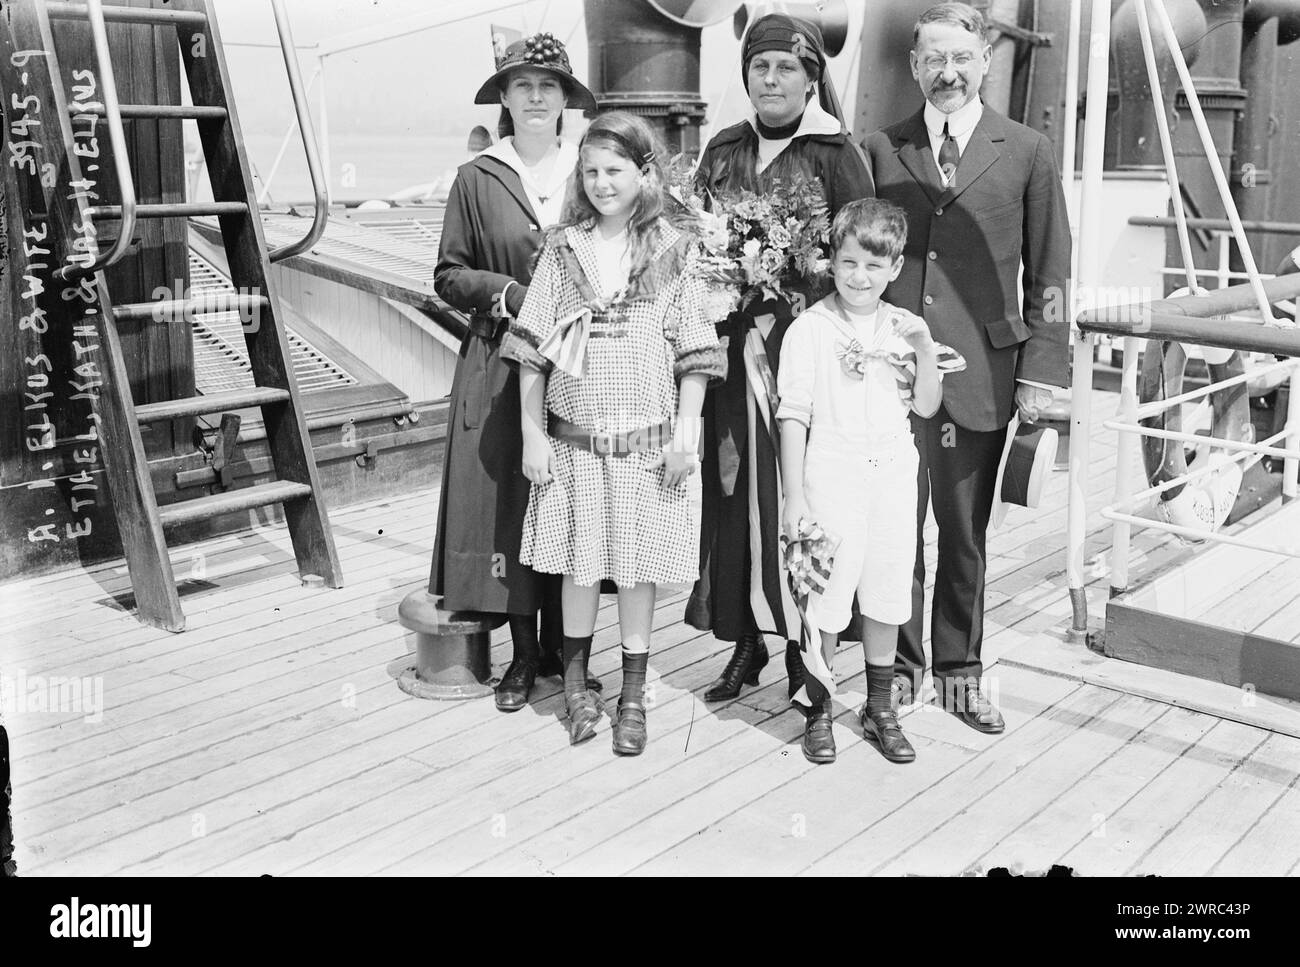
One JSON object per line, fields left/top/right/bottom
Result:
{"left": 558, "top": 111, "right": 666, "bottom": 288}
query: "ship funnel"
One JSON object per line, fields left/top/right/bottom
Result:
{"left": 646, "top": 0, "right": 738, "bottom": 27}
{"left": 731, "top": 1, "right": 848, "bottom": 56}
{"left": 585, "top": 0, "right": 732, "bottom": 157}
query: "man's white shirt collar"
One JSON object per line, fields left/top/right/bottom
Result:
{"left": 923, "top": 97, "right": 983, "bottom": 147}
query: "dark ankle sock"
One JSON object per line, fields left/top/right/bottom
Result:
{"left": 562, "top": 634, "right": 592, "bottom": 696}
{"left": 509, "top": 616, "right": 541, "bottom": 663}
{"left": 620, "top": 650, "right": 649, "bottom": 706}
{"left": 865, "top": 663, "right": 894, "bottom": 716}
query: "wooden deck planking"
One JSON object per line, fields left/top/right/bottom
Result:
{"left": 973, "top": 705, "right": 1218, "bottom": 873}
{"left": 870, "top": 694, "right": 1168, "bottom": 875}
{"left": 1209, "top": 775, "right": 1300, "bottom": 876}
{"left": 280, "top": 628, "right": 776, "bottom": 876}
{"left": 800, "top": 684, "right": 1122, "bottom": 875}
{"left": 1058, "top": 719, "right": 1272, "bottom": 876}
{"left": 1135, "top": 731, "right": 1300, "bottom": 875}
{"left": 6, "top": 388, "right": 1300, "bottom": 876}
{"left": 138, "top": 603, "right": 722, "bottom": 876}
{"left": 19, "top": 593, "right": 685, "bottom": 872}
{"left": 613, "top": 665, "right": 1081, "bottom": 878}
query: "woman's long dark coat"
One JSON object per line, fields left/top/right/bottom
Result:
{"left": 430, "top": 153, "right": 560, "bottom": 615}
{"left": 685, "top": 120, "right": 874, "bottom": 642}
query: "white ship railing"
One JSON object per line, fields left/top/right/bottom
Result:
{"left": 1066, "top": 0, "right": 1300, "bottom": 635}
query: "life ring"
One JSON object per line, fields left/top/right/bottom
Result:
{"left": 1139, "top": 337, "right": 1252, "bottom": 541}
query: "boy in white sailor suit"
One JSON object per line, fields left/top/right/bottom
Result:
{"left": 777, "top": 198, "right": 961, "bottom": 765}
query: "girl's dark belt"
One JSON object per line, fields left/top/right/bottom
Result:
{"left": 547, "top": 413, "right": 672, "bottom": 457}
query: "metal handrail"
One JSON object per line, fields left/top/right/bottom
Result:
{"left": 1129, "top": 215, "right": 1300, "bottom": 237}
{"left": 267, "top": 0, "right": 328, "bottom": 262}
{"left": 58, "top": 0, "right": 136, "bottom": 279}
{"left": 1077, "top": 274, "right": 1300, "bottom": 352}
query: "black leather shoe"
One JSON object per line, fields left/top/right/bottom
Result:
{"left": 704, "top": 634, "right": 769, "bottom": 702}
{"left": 860, "top": 706, "right": 916, "bottom": 763}
{"left": 950, "top": 680, "right": 1005, "bottom": 734}
{"left": 801, "top": 704, "right": 836, "bottom": 764}
{"left": 612, "top": 700, "right": 647, "bottom": 756}
{"left": 891, "top": 673, "right": 915, "bottom": 711}
{"left": 785, "top": 641, "right": 806, "bottom": 701}
{"left": 495, "top": 658, "right": 538, "bottom": 712}
{"left": 566, "top": 690, "right": 601, "bottom": 745}
{"left": 538, "top": 651, "right": 603, "bottom": 692}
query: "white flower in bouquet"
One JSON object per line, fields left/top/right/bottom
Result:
{"left": 702, "top": 281, "right": 742, "bottom": 322}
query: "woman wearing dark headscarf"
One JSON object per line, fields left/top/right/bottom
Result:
{"left": 686, "top": 14, "right": 874, "bottom": 706}
{"left": 431, "top": 33, "right": 601, "bottom": 711}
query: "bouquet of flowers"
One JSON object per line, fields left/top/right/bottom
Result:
{"left": 664, "top": 154, "right": 831, "bottom": 318}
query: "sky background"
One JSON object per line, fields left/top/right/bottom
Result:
{"left": 212, "top": 0, "right": 872, "bottom": 141}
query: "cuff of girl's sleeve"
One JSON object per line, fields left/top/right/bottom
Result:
{"left": 674, "top": 345, "right": 727, "bottom": 385}
{"left": 775, "top": 400, "right": 811, "bottom": 427}
{"left": 501, "top": 326, "right": 552, "bottom": 373}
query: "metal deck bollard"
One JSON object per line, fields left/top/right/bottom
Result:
{"left": 396, "top": 590, "right": 506, "bottom": 700}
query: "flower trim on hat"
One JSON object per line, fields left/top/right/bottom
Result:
{"left": 520, "top": 32, "right": 571, "bottom": 71}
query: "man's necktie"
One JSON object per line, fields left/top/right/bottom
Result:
{"left": 939, "top": 120, "right": 959, "bottom": 185}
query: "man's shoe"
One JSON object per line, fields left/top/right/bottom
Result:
{"left": 891, "top": 673, "right": 915, "bottom": 711}
{"left": 860, "top": 706, "right": 916, "bottom": 763}
{"left": 951, "top": 680, "right": 1005, "bottom": 734}
{"left": 801, "top": 704, "right": 836, "bottom": 764}
{"left": 703, "top": 634, "right": 769, "bottom": 702}
{"left": 495, "top": 658, "right": 538, "bottom": 712}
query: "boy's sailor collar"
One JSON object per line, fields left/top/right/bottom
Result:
{"left": 817, "top": 295, "right": 891, "bottom": 346}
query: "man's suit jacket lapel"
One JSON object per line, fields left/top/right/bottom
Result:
{"left": 939, "top": 108, "right": 1004, "bottom": 206}
{"left": 895, "top": 105, "right": 1008, "bottom": 209}
{"left": 896, "top": 110, "right": 946, "bottom": 208}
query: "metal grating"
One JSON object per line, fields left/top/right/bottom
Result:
{"left": 259, "top": 211, "right": 442, "bottom": 289}
{"left": 188, "top": 251, "right": 357, "bottom": 396}
{"left": 352, "top": 213, "right": 446, "bottom": 254}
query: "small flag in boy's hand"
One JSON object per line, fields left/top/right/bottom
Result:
{"left": 781, "top": 516, "right": 841, "bottom": 708}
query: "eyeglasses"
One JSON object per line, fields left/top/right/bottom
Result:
{"left": 919, "top": 51, "right": 979, "bottom": 71}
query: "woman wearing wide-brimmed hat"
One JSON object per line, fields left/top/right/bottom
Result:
{"left": 430, "top": 33, "right": 601, "bottom": 711}
{"left": 686, "top": 14, "right": 875, "bottom": 708}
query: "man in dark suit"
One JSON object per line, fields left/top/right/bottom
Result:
{"left": 863, "top": 2, "right": 1070, "bottom": 732}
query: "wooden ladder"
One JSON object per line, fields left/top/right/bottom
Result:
{"left": 26, "top": 0, "right": 341, "bottom": 631}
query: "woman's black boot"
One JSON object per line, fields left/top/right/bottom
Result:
{"left": 612, "top": 650, "right": 649, "bottom": 756}
{"left": 496, "top": 616, "right": 540, "bottom": 712}
{"left": 785, "top": 640, "right": 806, "bottom": 700}
{"left": 703, "top": 632, "right": 769, "bottom": 702}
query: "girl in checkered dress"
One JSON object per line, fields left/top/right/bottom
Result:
{"left": 502, "top": 113, "right": 725, "bottom": 755}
